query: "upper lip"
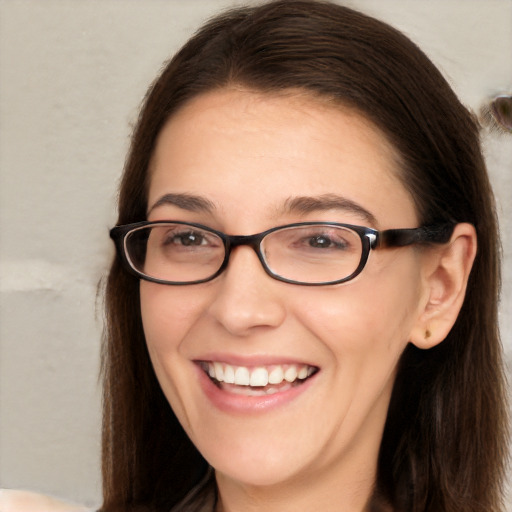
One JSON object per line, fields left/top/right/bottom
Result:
{"left": 192, "top": 352, "right": 318, "bottom": 368}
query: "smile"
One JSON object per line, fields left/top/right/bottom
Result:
{"left": 198, "top": 361, "right": 318, "bottom": 397}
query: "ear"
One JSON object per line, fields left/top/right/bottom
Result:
{"left": 410, "top": 223, "right": 477, "bottom": 349}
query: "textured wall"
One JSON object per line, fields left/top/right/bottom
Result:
{"left": 0, "top": 1, "right": 511, "bottom": 509}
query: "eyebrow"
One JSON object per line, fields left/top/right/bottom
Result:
{"left": 282, "top": 194, "right": 377, "bottom": 225}
{"left": 147, "top": 191, "right": 377, "bottom": 226}
{"left": 147, "top": 193, "right": 216, "bottom": 216}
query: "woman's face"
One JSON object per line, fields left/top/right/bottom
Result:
{"left": 141, "top": 89, "right": 428, "bottom": 492}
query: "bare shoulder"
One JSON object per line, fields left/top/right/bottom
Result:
{"left": 0, "top": 490, "right": 92, "bottom": 512}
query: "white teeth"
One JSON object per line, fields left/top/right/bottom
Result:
{"left": 298, "top": 366, "right": 308, "bottom": 380}
{"left": 268, "top": 366, "right": 284, "bottom": 384}
{"left": 223, "top": 364, "right": 235, "bottom": 384}
{"left": 284, "top": 366, "right": 298, "bottom": 382}
{"left": 213, "top": 362, "right": 224, "bottom": 381}
{"left": 205, "top": 362, "right": 316, "bottom": 387}
{"left": 228, "top": 382, "right": 292, "bottom": 396}
{"left": 234, "top": 366, "right": 250, "bottom": 386}
{"left": 250, "top": 367, "right": 269, "bottom": 387}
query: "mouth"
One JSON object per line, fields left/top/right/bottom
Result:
{"left": 197, "top": 361, "right": 319, "bottom": 397}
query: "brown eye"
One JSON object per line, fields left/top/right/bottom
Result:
{"left": 308, "top": 234, "right": 348, "bottom": 249}
{"left": 169, "top": 231, "right": 206, "bottom": 246}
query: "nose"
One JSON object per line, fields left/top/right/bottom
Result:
{"left": 207, "top": 245, "right": 287, "bottom": 337}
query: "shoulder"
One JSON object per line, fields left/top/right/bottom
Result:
{"left": 0, "top": 490, "right": 92, "bottom": 512}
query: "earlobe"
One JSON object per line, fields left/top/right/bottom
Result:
{"left": 410, "top": 223, "right": 477, "bottom": 349}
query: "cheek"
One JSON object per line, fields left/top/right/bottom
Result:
{"left": 297, "top": 254, "right": 423, "bottom": 363}
{"left": 140, "top": 283, "right": 211, "bottom": 431}
{"left": 280, "top": 261, "right": 424, "bottom": 453}
{"left": 139, "top": 283, "right": 206, "bottom": 407}
{"left": 140, "top": 282, "right": 207, "bottom": 352}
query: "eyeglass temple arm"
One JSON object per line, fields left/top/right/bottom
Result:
{"left": 375, "top": 222, "right": 456, "bottom": 249}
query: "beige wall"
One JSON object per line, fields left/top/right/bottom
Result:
{"left": 0, "top": 1, "right": 511, "bottom": 509}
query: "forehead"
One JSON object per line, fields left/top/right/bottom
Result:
{"left": 148, "top": 88, "right": 418, "bottom": 229}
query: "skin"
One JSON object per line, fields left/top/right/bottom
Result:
{"left": 140, "top": 88, "right": 476, "bottom": 512}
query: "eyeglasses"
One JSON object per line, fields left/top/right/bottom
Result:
{"left": 110, "top": 220, "right": 455, "bottom": 286}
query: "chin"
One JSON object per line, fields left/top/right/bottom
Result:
{"left": 214, "top": 459, "right": 301, "bottom": 488}
{"left": 198, "top": 433, "right": 318, "bottom": 488}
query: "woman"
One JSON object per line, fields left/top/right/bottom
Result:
{"left": 102, "top": 1, "right": 508, "bottom": 511}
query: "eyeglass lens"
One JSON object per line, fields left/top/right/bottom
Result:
{"left": 124, "top": 223, "right": 364, "bottom": 284}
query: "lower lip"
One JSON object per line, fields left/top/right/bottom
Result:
{"left": 195, "top": 364, "right": 316, "bottom": 414}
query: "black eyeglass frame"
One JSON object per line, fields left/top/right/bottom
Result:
{"left": 110, "top": 220, "right": 456, "bottom": 286}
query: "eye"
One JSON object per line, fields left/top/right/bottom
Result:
{"left": 300, "top": 230, "right": 351, "bottom": 251}
{"left": 307, "top": 234, "right": 346, "bottom": 249}
{"left": 169, "top": 230, "right": 208, "bottom": 247}
{"left": 154, "top": 226, "right": 222, "bottom": 252}
{"left": 272, "top": 225, "right": 358, "bottom": 254}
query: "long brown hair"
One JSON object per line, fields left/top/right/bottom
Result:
{"left": 101, "top": 2, "right": 508, "bottom": 511}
